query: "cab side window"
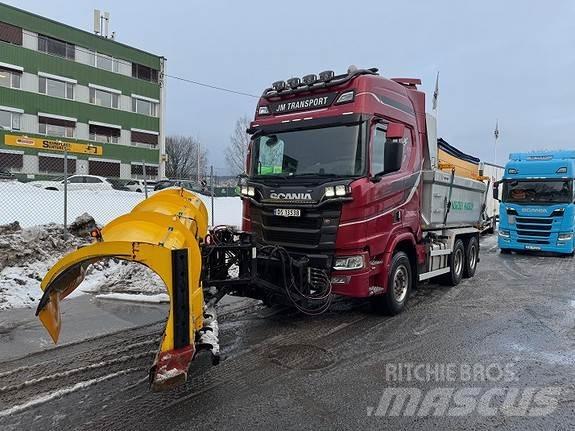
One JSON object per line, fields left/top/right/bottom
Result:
{"left": 371, "top": 127, "right": 386, "bottom": 175}
{"left": 371, "top": 126, "right": 404, "bottom": 176}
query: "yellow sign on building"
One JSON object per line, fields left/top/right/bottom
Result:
{"left": 4, "top": 134, "right": 103, "bottom": 156}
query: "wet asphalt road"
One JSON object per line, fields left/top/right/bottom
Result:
{"left": 1, "top": 234, "right": 574, "bottom": 430}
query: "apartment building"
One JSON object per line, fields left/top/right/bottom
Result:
{"left": 0, "top": 2, "right": 165, "bottom": 180}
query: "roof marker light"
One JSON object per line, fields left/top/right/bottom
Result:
{"left": 302, "top": 74, "right": 317, "bottom": 85}
{"left": 335, "top": 91, "right": 354, "bottom": 104}
{"left": 272, "top": 80, "right": 286, "bottom": 91}
{"left": 287, "top": 77, "right": 300, "bottom": 89}
{"left": 319, "top": 70, "right": 335, "bottom": 82}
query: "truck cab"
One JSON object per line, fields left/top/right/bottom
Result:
{"left": 496, "top": 151, "right": 575, "bottom": 254}
{"left": 240, "top": 67, "right": 483, "bottom": 313}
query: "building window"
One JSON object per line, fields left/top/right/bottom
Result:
{"left": 0, "top": 152, "right": 23, "bottom": 170}
{"left": 38, "top": 116, "right": 75, "bottom": 138}
{"left": 89, "top": 124, "right": 120, "bottom": 144}
{"left": 89, "top": 51, "right": 120, "bottom": 73}
{"left": 131, "top": 130, "right": 158, "bottom": 146}
{"left": 131, "top": 163, "right": 158, "bottom": 177}
{"left": 89, "top": 160, "right": 120, "bottom": 177}
{"left": 0, "top": 109, "right": 21, "bottom": 131}
{"left": 0, "top": 68, "right": 21, "bottom": 89}
{"left": 39, "top": 155, "right": 76, "bottom": 174}
{"left": 89, "top": 87, "right": 119, "bottom": 108}
{"left": 38, "top": 34, "right": 75, "bottom": 60}
{"left": 0, "top": 21, "right": 22, "bottom": 45}
{"left": 132, "top": 63, "right": 159, "bottom": 83}
{"left": 39, "top": 76, "right": 74, "bottom": 100}
{"left": 132, "top": 98, "right": 157, "bottom": 117}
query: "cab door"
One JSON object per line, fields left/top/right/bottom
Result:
{"left": 366, "top": 122, "right": 412, "bottom": 257}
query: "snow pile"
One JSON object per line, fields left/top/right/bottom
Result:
{"left": 0, "top": 217, "right": 166, "bottom": 311}
{"left": 0, "top": 182, "right": 243, "bottom": 310}
{"left": 0, "top": 221, "right": 88, "bottom": 310}
{"left": 0, "top": 181, "right": 242, "bottom": 228}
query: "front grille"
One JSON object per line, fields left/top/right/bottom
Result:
{"left": 515, "top": 217, "right": 552, "bottom": 224}
{"left": 265, "top": 229, "right": 320, "bottom": 245}
{"left": 250, "top": 204, "right": 341, "bottom": 251}
{"left": 517, "top": 239, "right": 548, "bottom": 245}
{"left": 516, "top": 230, "right": 550, "bottom": 237}
{"left": 513, "top": 214, "right": 556, "bottom": 244}
{"left": 262, "top": 215, "right": 321, "bottom": 230}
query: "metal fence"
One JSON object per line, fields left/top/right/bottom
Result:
{"left": 0, "top": 152, "right": 239, "bottom": 229}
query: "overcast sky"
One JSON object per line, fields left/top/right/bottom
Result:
{"left": 7, "top": 0, "right": 575, "bottom": 172}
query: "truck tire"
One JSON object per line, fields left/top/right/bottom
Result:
{"left": 440, "top": 238, "right": 465, "bottom": 286}
{"left": 372, "top": 251, "right": 412, "bottom": 315}
{"left": 464, "top": 235, "right": 479, "bottom": 278}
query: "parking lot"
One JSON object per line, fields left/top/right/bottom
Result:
{"left": 1, "top": 233, "right": 574, "bottom": 430}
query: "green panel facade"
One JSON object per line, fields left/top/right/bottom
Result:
{"left": 2, "top": 43, "right": 160, "bottom": 99}
{"left": 0, "top": 130, "right": 159, "bottom": 164}
{"left": 0, "top": 3, "right": 161, "bottom": 69}
{"left": 0, "top": 87, "right": 159, "bottom": 131}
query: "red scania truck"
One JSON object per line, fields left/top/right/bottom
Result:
{"left": 220, "top": 66, "right": 486, "bottom": 314}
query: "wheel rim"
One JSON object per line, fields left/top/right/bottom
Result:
{"left": 469, "top": 244, "right": 477, "bottom": 269}
{"left": 454, "top": 248, "right": 463, "bottom": 276}
{"left": 393, "top": 264, "right": 409, "bottom": 302}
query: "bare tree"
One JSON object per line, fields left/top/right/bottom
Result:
{"left": 225, "top": 116, "right": 251, "bottom": 175}
{"left": 165, "top": 135, "right": 208, "bottom": 180}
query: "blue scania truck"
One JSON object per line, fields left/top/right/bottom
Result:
{"left": 494, "top": 151, "right": 575, "bottom": 255}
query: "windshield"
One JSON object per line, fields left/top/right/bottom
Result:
{"left": 251, "top": 123, "right": 365, "bottom": 177}
{"left": 503, "top": 180, "right": 573, "bottom": 204}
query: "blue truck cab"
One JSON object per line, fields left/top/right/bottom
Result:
{"left": 495, "top": 151, "right": 575, "bottom": 255}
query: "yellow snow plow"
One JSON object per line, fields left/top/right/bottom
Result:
{"left": 35, "top": 188, "right": 216, "bottom": 391}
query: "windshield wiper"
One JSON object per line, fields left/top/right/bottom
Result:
{"left": 290, "top": 173, "right": 339, "bottom": 177}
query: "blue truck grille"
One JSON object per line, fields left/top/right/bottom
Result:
{"left": 514, "top": 216, "right": 554, "bottom": 243}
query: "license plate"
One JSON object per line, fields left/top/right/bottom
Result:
{"left": 525, "top": 245, "right": 541, "bottom": 250}
{"left": 274, "top": 208, "right": 301, "bottom": 217}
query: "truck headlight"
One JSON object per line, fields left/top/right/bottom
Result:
{"left": 334, "top": 255, "right": 365, "bottom": 270}
{"left": 499, "top": 230, "right": 510, "bottom": 238}
{"left": 558, "top": 233, "right": 573, "bottom": 241}
{"left": 241, "top": 186, "right": 255, "bottom": 197}
{"left": 325, "top": 185, "right": 349, "bottom": 198}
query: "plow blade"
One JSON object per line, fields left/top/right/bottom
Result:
{"left": 35, "top": 189, "right": 213, "bottom": 391}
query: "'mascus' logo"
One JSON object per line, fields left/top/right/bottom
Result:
{"left": 270, "top": 192, "right": 312, "bottom": 200}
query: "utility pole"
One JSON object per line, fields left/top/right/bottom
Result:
{"left": 210, "top": 165, "right": 214, "bottom": 226}
{"left": 142, "top": 160, "right": 148, "bottom": 199}
{"left": 61, "top": 140, "right": 68, "bottom": 238}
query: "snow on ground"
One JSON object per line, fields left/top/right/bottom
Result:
{"left": 0, "top": 180, "right": 241, "bottom": 228}
{"left": 0, "top": 181, "right": 242, "bottom": 310}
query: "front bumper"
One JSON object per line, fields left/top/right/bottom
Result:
{"left": 499, "top": 231, "right": 575, "bottom": 254}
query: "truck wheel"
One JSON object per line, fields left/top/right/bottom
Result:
{"left": 440, "top": 239, "right": 465, "bottom": 286}
{"left": 464, "top": 235, "right": 479, "bottom": 278}
{"left": 373, "top": 251, "right": 411, "bottom": 315}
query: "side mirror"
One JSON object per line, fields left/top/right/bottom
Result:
{"left": 492, "top": 181, "right": 500, "bottom": 201}
{"left": 387, "top": 122, "right": 405, "bottom": 140}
